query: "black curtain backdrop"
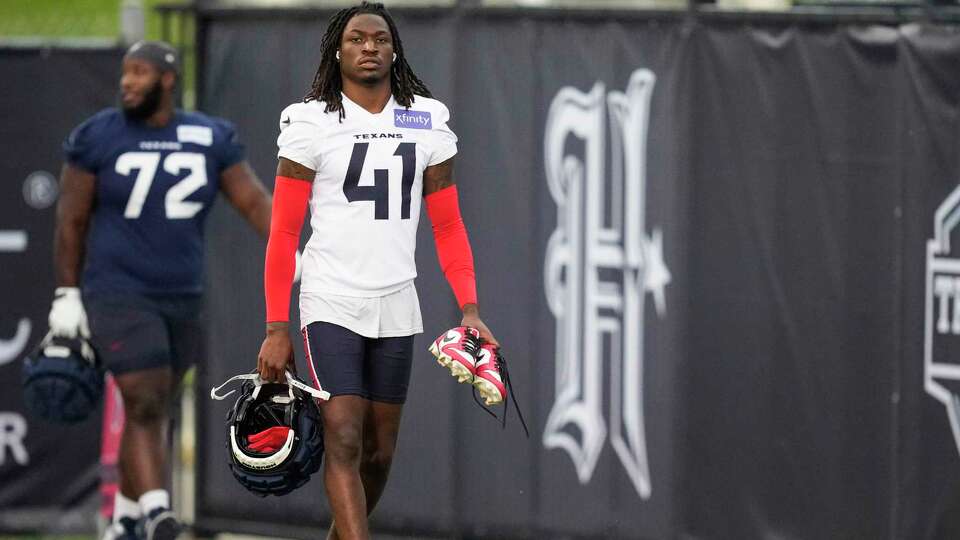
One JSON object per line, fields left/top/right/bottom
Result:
{"left": 191, "top": 10, "right": 960, "bottom": 540}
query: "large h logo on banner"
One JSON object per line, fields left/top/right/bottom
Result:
{"left": 543, "top": 69, "right": 670, "bottom": 499}
{"left": 925, "top": 185, "right": 960, "bottom": 455}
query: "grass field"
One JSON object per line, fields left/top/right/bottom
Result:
{"left": 0, "top": 0, "right": 189, "bottom": 40}
{"left": 0, "top": 537, "right": 93, "bottom": 540}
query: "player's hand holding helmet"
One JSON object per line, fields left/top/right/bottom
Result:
{"left": 211, "top": 370, "right": 329, "bottom": 496}
{"left": 47, "top": 286, "right": 90, "bottom": 339}
{"left": 258, "top": 325, "right": 297, "bottom": 382}
{"left": 22, "top": 330, "right": 102, "bottom": 424}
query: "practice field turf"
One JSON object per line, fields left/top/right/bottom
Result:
{"left": 0, "top": 536, "right": 93, "bottom": 540}
{"left": 0, "top": 0, "right": 187, "bottom": 40}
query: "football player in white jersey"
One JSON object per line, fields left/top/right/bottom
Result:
{"left": 256, "top": 2, "right": 498, "bottom": 539}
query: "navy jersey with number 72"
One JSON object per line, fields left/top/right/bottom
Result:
{"left": 64, "top": 108, "right": 244, "bottom": 295}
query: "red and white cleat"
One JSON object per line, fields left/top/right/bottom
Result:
{"left": 429, "top": 326, "right": 482, "bottom": 384}
{"left": 473, "top": 343, "right": 506, "bottom": 406}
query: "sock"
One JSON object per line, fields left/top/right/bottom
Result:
{"left": 113, "top": 492, "right": 141, "bottom": 522}
{"left": 138, "top": 489, "right": 170, "bottom": 515}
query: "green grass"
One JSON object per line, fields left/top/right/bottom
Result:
{"left": 0, "top": 536, "right": 93, "bottom": 540}
{"left": 0, "top": 0, "right": 190, "bottom": 40}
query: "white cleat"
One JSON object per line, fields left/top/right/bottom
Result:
{"left": 429, "top": 326, "right": 481, "bottom": 385}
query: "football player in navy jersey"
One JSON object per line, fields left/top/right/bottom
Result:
{"left": 50, "top": 41, "right": 274, "bottom": 540}
{"left": 258, "top": 3, "right": 501, "bottom": 539}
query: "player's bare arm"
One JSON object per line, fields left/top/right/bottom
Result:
{"left": 422, "top": 156, "right": 454, "bottom": 196}
{"left": 278, "top": 156, "right": 316, "bottom": 181}
{"left": 258, "top": 157, "right": 315, "bottom": 382}
{"left": 423, "top": 157, "right": 499, "bottom": 346}
{"left": 220, "top": 161, "right": 272, "bottom": 237}
{"left": 54, "top": 163, "right": 95, "bottom": 287}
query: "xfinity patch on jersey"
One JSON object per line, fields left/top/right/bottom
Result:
{"left": 177, "top": 125, "right": 213, "bottom": 146}
{"left": 394, "top": 109, "right": 432, "bottom": 130}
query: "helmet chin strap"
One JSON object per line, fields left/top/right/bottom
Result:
{"left": 211, "top": 371, "right": 330, "bottom": 402}
{"left": 210, "top": 373, "right": 259, "bottom": 401}
{"left": 284, "top": 371, "right": 330, "bottom": 401}
{"left": 39, "top": 330, "right": 96, "bottom": 365}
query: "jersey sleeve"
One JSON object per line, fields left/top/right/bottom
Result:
{"left": 62, "top": 115, "right": 104, "bottom": 173}
{"left": 277, "top": 103, "right": 322, "bottom": 171}
{"left": 428, "top": 101, "right": 458, "bottom": 167}
{"left": 212, "top": 118, "right": 246, "bottom": 171}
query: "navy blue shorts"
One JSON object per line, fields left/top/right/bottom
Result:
{"left": 84, "top": 293, "right": 205, "bottom": 376}
{"left": 301, "top": 322, "right": 414, "bottom": 404}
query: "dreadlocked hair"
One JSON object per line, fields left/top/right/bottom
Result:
{"left": 304, "top": 1, "right": 432, "bottom": 121}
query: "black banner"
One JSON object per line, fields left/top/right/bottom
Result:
{"left": 0, "top": 46, "right": 123, "bottom": 533}
{"left": 195, "top": 10, "right": 960, "bottom": 540}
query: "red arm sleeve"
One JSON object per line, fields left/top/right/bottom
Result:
{"left": 425, "top": 185, "right": 477, "bottom": 308}
{"left": 264, "top": 176, "right": 311, "bottom": 322}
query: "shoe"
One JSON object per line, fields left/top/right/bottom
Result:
{"left": 473, "top": 343, "right": 506, "bottom": 406}
{"left": 429, "top": 326, "right": 482, "bottom": 384}
{"left": 101, "top": 516, "right": 140, "bottom": 540}
{"left": 136, "top": 508, "right": 182, "bottom": 540}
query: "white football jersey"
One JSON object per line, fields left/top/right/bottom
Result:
{"left": 277, "top": 93, "right": 458, "bottom": 297}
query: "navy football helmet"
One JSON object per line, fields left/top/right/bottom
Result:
{"left": 211, "top": 371, "right": 329, "bottom": 497}
{"left": 22, "top": 331, "right": 103, "bottom": 424}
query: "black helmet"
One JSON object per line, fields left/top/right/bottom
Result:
{"left": 211, "top": 371, "right": 329, "bottom": 497}
{"left": 22, "top": 332, "right": 103, "bottom": 424}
